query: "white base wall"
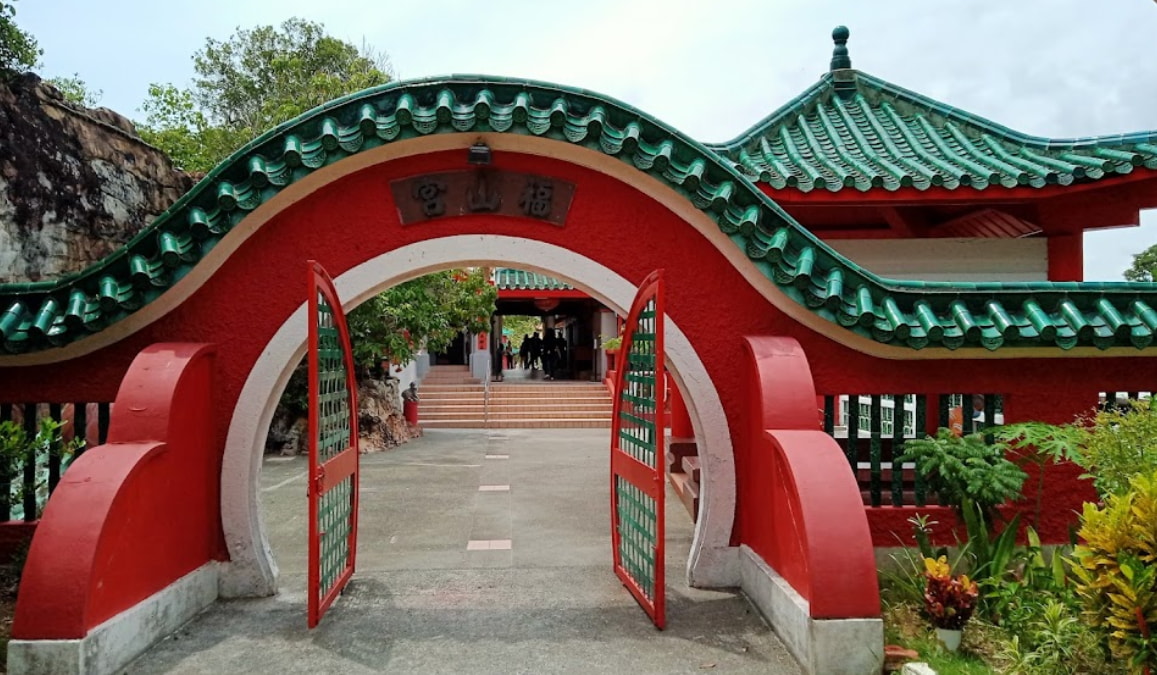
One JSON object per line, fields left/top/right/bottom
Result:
{"left": 738, "top": 546, "right": 883, "bottom": 675}
{"left": 827, "top": 237, "right": 1047, "bottom": 281}
{"left": 7, "top": 563, "right": 219, "bottom": 675}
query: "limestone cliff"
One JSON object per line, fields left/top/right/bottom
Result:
{"left": 0, "top": 73, "right": 193, "bottom": 283}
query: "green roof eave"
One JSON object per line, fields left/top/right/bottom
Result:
{"left": 2, "top": 74, "right": 1157, "bottom": 356}
{"left": 708, "top": 71, "right": 1157, "bottom": 193}
{"left": 494, "top": 269, "right": 574, "bottom": 292}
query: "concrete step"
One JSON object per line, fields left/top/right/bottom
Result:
{"left": 419, "top": 385, "right": 607, "bottom": 394}
{"left": 420, "top": 410, "right": 612, "bottom": 421}
{"left": 681, "top": 456, "right": 701, "bottom": 485}
{"left": 421, "top": 396, "right": 611, "bottom": 405}
{"left": 668, "top": 471, "right": 699, "bottom": 523}
{"left": 421, "top": 404, "right": 613, "bottom": 413}
{"left": 421, "top": 418, "right": 612, "bottom": 429}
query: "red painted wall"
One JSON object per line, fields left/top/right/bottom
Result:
{"left": 12, "top": 344, "right": 219, "bottom": 639}
{"left": 0, "top": 148, "right": 1153, "bottom": 561}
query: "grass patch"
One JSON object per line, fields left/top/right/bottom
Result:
{"left": 883, "top": 602, "right": 998, "bottom": 674}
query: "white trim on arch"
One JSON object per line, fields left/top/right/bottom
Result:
{"left": 218, "top": 235, "right": 739, "bottom": 598}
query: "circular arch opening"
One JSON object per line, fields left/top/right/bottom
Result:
{"left": 220, "top": 235, "right": 737, "bottom": 598}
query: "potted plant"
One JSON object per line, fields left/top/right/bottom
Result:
{"left": 602, "top": 336, "right": 622, "bottom": 373}
{"left": 922, "top": 555, "right": 978, "bottom": 651}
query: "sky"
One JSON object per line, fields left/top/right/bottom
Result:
{"left": 16, "top": 0, "right": 1157, "bottom": 280}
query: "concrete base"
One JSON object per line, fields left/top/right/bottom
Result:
{"left": 739, "top": 545, "right": 883, "bottom": 675}
{"left": 7, "top": 563, "right": 219, "bottom": 675}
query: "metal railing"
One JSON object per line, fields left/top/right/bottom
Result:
{"left": 820, "top": 393, "right": 1004, "bottom": 508}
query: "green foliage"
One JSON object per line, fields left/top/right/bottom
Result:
{"left": 959, "top": 500, "right": 1023, "bottom": 592}
{"left": 1125, "top": 242, "right": 1157, "bottom": 282}
{"left": 191, "top": 18, "right": 390, "bottom": 131}
{"left": 898, "top": 428, "right": 1027, "bottom": 514}
{"left": 46, "top": 73, "right": 101, "bottom": 107}
{"left": 137, "top": 83, "right": 248, "bottom": 172}
{"left": 992, "top": 400, "right": 1157, "bottom": 501}
{"left": 503, "top": 316, "right": 541, "bottom": 347}
{"left": 0, "top": 418, "right": 83, "bottom": 518}
{"left": 985, "top": 528, "right": 1072, "bottom": 628}
{"left": 601, "top": 336, "right": 622, "bottom": 350}
{"left": 0, "top": 1, "right": 40, "bottom": 76}
{"left": 1071, "top": 471, "right": 1157, "bottom": 670}
{"left": 993, "top": 421, "right": 1084, "bottom": 527}
{"left": 1079, "top": 399, "right": 1157, "bottom": 498}
{"left": 346, "top": 269, "right": 496, "bottom": 374}
{"left": 997, "top": 600, "right": 1113, "bottom": 674}
{"left": 138, "top": 17, "right": 392, "bottom": 173}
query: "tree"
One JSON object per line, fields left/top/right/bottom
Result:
{"left": 138, "top": 18, "right": 391, "bottom": 173}
{"left": 1125, "top": 242, "right": 1157, "bottom": 282}
{"left": 347, "top": 269, "right": 497, "bottom": 375}
{"left": 0, "top": 0, "right": 41, "bottom": 76}
{"left": 138, "top": 84, "right": 248, "bottom": 174}
{"left": 46, "top": 73, "right": 101, "bottom": 107}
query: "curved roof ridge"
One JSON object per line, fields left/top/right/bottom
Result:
{"left": 708, "top": 76, "right": 834, "bottom": 153}
{"left": 852, "top": 71, "right": 1157, "bottom": 149}
{"left": 2, "top": 75, "right": 1157, "bottom": 356}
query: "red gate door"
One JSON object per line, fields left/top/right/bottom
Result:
{"left": 307, "top": 260, "right": 360, "bottom": 628}
{"left": 610, "top": 269, "right": 666, "bottom": 629}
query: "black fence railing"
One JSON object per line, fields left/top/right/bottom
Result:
{"left": 0, "top": 401, "right": 113, "bottom": 522}
{"left": 821, "top": 394, "right": 1004, "bottom": 508}
{"left": 1100, "top": 391, "right": 1153, "bottom": 411}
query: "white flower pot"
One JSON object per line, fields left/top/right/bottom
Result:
{"left": 936, "top": 627, "right": 963, "bottom": 651}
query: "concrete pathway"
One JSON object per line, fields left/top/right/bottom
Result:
{"left": 126, "top": 429, "right": 800, "bottom": 674}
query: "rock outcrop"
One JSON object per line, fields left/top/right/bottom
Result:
{"left": 266, "top": 376, "right": 420, "bottom": 456}
{"left": 0, "top": 73, "right": 193, "bottom": 283}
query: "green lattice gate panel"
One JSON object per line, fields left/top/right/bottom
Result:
{"left": 307, "top": 261, "right": 360, "bottom": 628}
{"left": 610, "top": 269, "right": 666, "bottom": 629}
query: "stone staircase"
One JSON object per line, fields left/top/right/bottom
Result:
{"left": 666, "top": 437, "right": 700, "bottom": 522}
{"left": 417, "top": 365, "right": 612, "bottom": 429}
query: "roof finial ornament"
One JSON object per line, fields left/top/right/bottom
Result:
{"left": 830, "top": 25, "right": 852, "bottom": 71}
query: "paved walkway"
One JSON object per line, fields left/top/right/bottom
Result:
{"left": 127, "top": 429, "right": 799, "bottom": 674}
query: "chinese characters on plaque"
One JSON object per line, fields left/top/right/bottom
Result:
{"left": 391, "top": 170, "right": 575, "bottom": 226}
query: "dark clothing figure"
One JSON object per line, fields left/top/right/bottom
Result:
{"left": 519, "top": 334, "right": 531, "bottom": 369}
{"left": 543, "top": 330, "right": 561, "bottom": 380}
{"left": 525, "top": 334, "right": 541, "bottom": 371}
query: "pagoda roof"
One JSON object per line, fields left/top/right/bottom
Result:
{"left": 709, "top": 27, "right": 1157, "bottom": 194}
{"left": 494, "top": 269, "right": 574, "bottom": 292}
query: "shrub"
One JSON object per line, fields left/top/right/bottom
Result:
{"left": 1071, "top": 471, "right": 1157, "bottom": 670}
{"left": 898, "top": 428, "right": 1027, "bottom": 515}
{"left": 1078, "top": 400, "right": 1157, "bottom": 499}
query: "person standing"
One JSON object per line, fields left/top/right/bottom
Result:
{"left": 519, "top": 334, "right": 532, "bottom": 369}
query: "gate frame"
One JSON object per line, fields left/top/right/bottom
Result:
{"left": 610, "top": 269, "right": 667, "bottom": 628}
{"left": 220, "top": 236, "right": 739, "bottom": 598}
{"left": 306, "top": 261, "right": 360, "bottom": 627}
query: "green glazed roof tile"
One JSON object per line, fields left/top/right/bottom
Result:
{"left": 494, "top": 269, "right": 574, "bottom": 292}
{"left": 2, "top": 74, "right": 1157, "bottom": 356}
{"left": 709, "top": 29, "right": 1157, "bottom": 193}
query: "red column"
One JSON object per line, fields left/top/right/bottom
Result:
{"left": 668, "top": 374, "right": 694, "bottom": 439}
{"left": 1047, "top": 232, "right": 1084, "bottom": 282}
